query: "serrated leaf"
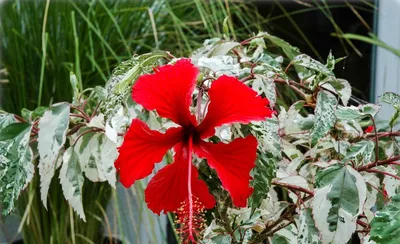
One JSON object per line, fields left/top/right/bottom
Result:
{"left": 382, "top": 167, "right": 399, "bottom": 198}
{"left": 211, "top": 235, "right": 232, "bottom": 244}
{"left": 252, "top": 117, "right": 281, "bottom": 157}
{"left": 104, "top": 51, "right": 167, "bottom": 118}
{"left": 370, "top": 194, "right": 400, "bottom": 244}
{"left": 336, "top": 104, "right": 380, "bottom": 120}
{"left": 0, "top": 123, "right": 34, "bottom": 216}
{"left": 252, "top": 74, "right": 276, "bottom": 107}
{"left": 379, "top": 92, "right": 400, "bottom": 109}
{"left": 250, "top": 117, "right": 280, "bottom": 206}
{"left": 252, "top": 53, "right": 288, "bottom": 80}
{"left": 297, "top": 208, "right": 321, "bottom": 244}
{"left": 312, "top": 165, "right": 366, "bottom": 244}
{"left": 249, "top": 152, "right": 277, "bottom": 208}
{"left": 363, "top": 173, "right": 379, "bottom": 222}
{"left": 343, "top": 140, "right": 375, "bottom": 165}
{"left": 75, "top": 132, "right": 117, "bottom": 187}
{"left": 261, "top": 32, "right": 300, "bottom": 59}
{"left": 0, "top": 113, "right": 16, "bottom": 130}
{"left": 326, "top": 51, "right": 345, "bottom": 71}
{"left": 38, "top": 103, "right": 70, "bottom": 208}
{"left": 292, "top": 54, "right": 334, "bottom": 77}
{"left": 60, "top": 147, "right": 85, "bottom": 221}
{"left": 198, "top": 55, "right": 240, "bottom": 77}
{"left": 389, "top": 109, "right": 400, "bottom": 128}
{"left": 272, "top": 224, "right": 298, "bottom": 244}
{"left": 321, "top": 78, "right": 351, "bottom": 106}
{"left": 210, "top": 41, "right": 240, "bottom": 56}
{"left": 21, "top": 107, "right": 48, "bottom": 121}
{"left": 311, "top": 91, "right": 337, "bottom": 146}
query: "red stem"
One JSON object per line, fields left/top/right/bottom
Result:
{"left": 357, "top": 155, "right": 400, "bottom": 171}
{"left": 272, "top": 180, "right": 314, "bottom": 196}
{"left": 365, "top": 168, "right": 400, "bottom": 180}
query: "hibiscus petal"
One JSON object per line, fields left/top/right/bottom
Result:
{"left": 115, "top": 119, "right": 184, "bottom": 187}
{"left": 197, "top": 75, "right": 273, "bottom": 138}
{"left": 145, "top": 143, "right": 215, "bottom": 214}
{"left": 194, "top": 136, "right": 258, "bottom": 207}
{"left": 132, "top": 58, "right": 199, "bottom": 127}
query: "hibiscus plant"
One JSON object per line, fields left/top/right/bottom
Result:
{"left": 1, "top": 32, "right": 400, "bottom": 244}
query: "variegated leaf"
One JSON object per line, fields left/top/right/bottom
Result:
{"left": 75, "top": 132, "right": 117, "bottom": 187}
{"left": 312, "top": 165, "right": 366, "bottom": 244}
{"left": 60, "top": 147, "right": 85, "bottom": 221}
{"left": 38, "top": 102, "right": 70, "bottom": 208}
{"left": 311, "top": 90, "right": 337, "bottom": 146}
{"left": 0, "top": 123, "right": 34, "bottom": 216}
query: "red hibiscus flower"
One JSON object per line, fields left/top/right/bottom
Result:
{"left": 115, "top": 59, "right": 273, "bottom": 216}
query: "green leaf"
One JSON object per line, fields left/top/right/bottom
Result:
{"left": 370, "top": 194, "right": 400, "bottom": 244}
{"left": 297, "top": 208, "right": 321, "bottom": 244}
{"left": 60, "top": 147, "right": 85, "bottom": 221}
{"left": 0, "top": 113, "right": 16, "bottom": 130}
{"left": 210, "top": 41, "right": 240, "bottom": 56}
{"left": 249, "top": 152, "right": 277, "bottom": 208}
{"left": 326, "top": 51, "right": 345, "bottom": 71}
{"left": 378, "top": 92, "right": 400, "bottom": 128}
{"left": 292, "top": 54, "right": 334, "bottom": 77}
{"left": 38, "top": 103, "right": 70, "bottom": 208}
{"left": 321, "top": 78, "right": 351, "bottom": 106}
{"left": 104, "top": 51, "right": 167, "bottom": 118}
{"left": 344, "top": 140, "right": 375, "bottom": 165}
{"left": 336, "top": 104, "right": 380, "bottom": 120}
{"left": 390, "top": 109, "right": 400, "bottom": 129}
{"left": 312, "top": 165, "right": 366, "bottom": 244}
{"left": 379, "top": 92, "right": 400, "bottom": 110}
{"left": 272, "top": 224, "right": 298, "bottom": 244}
{"left": 261, "top": 32, "right": 301, "bottom": 60}
{"left": 252, "top": 74, "right": 276, "bottom": 107}
{"left": 75, "top": 132, "right": 117, "bottom": 187}
{"left": 198, "top": 55, "right": 239, "bottom": 77}
{"left": 0, "top": 123, "right": 34, "bottom": 216}
{"left": 21, "top": 106, "right": 48, "bottom": 121}
{"left": 253, "top": 53, "right": 288, "bottom": 80}
{"left": 311, "top": 91, "right": 337, "bottom": 146}
{"left": 211, "top": 235, "right": 232, "bottom": 244}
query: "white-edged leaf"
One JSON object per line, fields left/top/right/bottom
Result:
{"left": 382, "top": 166, "right": 399, "bottom": 197}
{"left": 363, "top": 173, "right": 379, "bottom": 222}
{"left": 0, "top": 123, "right": 34, "bottom": 216}
{"left": 297, "top": 208, "right": 321, "bottom": 244}
{"left": 75, "top": 132, "right": 117, "bottom": 187}
{"left": 210, "top": 41, "right": 240, "bottom": 56}
{"left": 311, "top": 90, "right": 337, "bottom": 146}
{"left": 251, "top": 117, "right": 281, "bottom": 157}
{"left": 272, "top": 224, "right": 298, "bottom": 244}
{"left": 252, "top": 74, "right": 276, "bottom": 107}
{"left": 198, "top": 55, "right": 240, "bottom": 77}
{"left": 60, "top": 147, "right": 85, "bottom": 221}
{"left": 336, "top": 104, "right": 380, "bottom": 120}
{"left": 87, "top": 114, "right": 105, "bottom": 129}
{"left": 292, "top": 54, "right": 334, "bottom": 77}
{"left": 312, "top": 165, "right": 366, "bottom": 244}
{"left": 370, "top": 194, "right": 400, "bottom": 244}
{"left": 322, "top": 78, "right": 351, "bottom": 106}
{"left": 379, "top": 92, "right": 400, "bottom": 109}
{"left": 38, "top": 102, "right": 70, "bottom": 208}
{"left": 343, "top": 140, "right": 375, "bottom": 165}
{"left": 0, "top": 113, "right": 16, "bottom": 130}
